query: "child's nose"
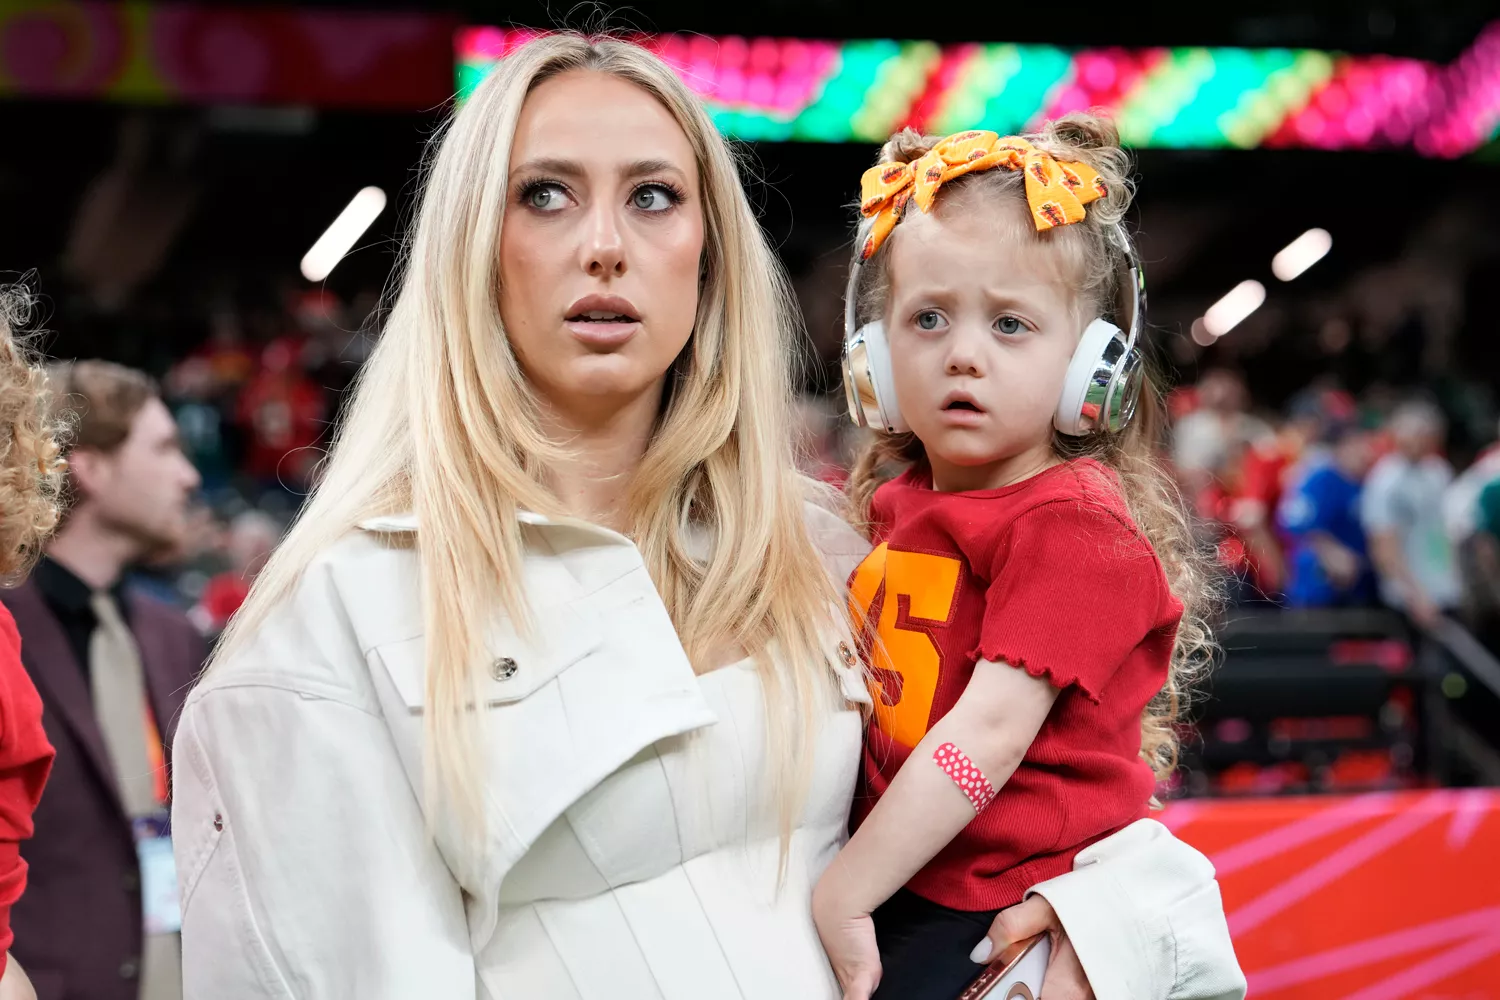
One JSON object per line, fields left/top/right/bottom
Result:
{"left": 945, "top": 331, "right": 985, "bottom": 376}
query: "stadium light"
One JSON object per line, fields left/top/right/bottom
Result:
{"left": 1202, "top": 280, "right": 1266, "bottom": 337}
{"left": 1271, "top": 228, "right": 1332, "bottom": 281}
{"left": 300, "top": 186, "right": 387, "bottom": 283}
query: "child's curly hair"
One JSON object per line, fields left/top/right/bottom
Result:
{"left": 845, "top": 113, "right": 1221, "bottom": 788}
{"left": 0, "top": 287, "right": 66, "bottom": 583}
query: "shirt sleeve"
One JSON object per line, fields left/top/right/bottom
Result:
{"left": 0, "top": 607, "right": 54, "bottom": 970}
{"left": 1028, "top": 818, "right": 1247, "bottom": 1000}
{"left": 975, "top": 502, "right": 1170, "bottom": 703}
{"left": 1361, "top": 461, "right": 1402, "bottom": 534}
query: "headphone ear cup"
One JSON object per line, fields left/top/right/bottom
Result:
{"left": 1055, "top": 318, "right": 1128, "bottom": 437}
{"left": 847, "top": 321, "right": 908, "bottom": 434}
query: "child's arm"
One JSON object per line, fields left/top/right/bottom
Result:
{"left": 812, "top": 659, "right": 1058, "bottom": 995}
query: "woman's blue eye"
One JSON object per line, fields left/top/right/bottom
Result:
{"left": 916, "top": 311, "right": 942, "bottom": 331}
{"left": 632, "top": 185, "right": 676, "bottom": 212}
{"left": 997, "top": 316, "right": 1025, "bottom": 335}
{"left": 525, "top": 183, "right": 567, "bottom": 211}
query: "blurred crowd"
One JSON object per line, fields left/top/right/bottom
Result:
{"left": 135, "top": 285, "right": 1500, "bottom": 662}
{"left": 128, "top": 287, "right": 374, "bottom": 637}
{"left": 1166, "top": 368, "right": 1500, "bottom": 646}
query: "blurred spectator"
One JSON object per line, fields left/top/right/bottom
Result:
{"left": 1278, "top": 421, "right": 1379, "bottom": 608}
{"left": 163, "top": 357, "right": 230, "bottom": 497}
{"left": 1443, "top": 416, "right": 1500, "bottom": 545}
{"left": 190, "top": 307, "right": 255, "bottom": 392}
{"left": 235, "top": 337, "right": 327, "bottom": 497}
{"left": 1469, "top": 476, "right": 1500, "bottom": 648}
{"left": 4, "top": 361, "right": 204, "bottom": 1000}
{"left": 191, "top": 510, "right": 281, "bottom": 636}
{"left": 1362, "top": 401, "right": 1461, "bottom": 628}
{"left": 1172, "top": 369, "right": 1272, "bottom": 497}
{"left": 792, "top": 394, "right": 847, "bottom": 488}
{"left": 1227, "top": 387, "right": 1360, "bottom": 597}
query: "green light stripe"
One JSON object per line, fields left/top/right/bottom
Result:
{"left": 1115, "top": 48, "right": 1217, "bottom": 146}
{"left": 848, "top": 40, "right": 942, "bottom": 142}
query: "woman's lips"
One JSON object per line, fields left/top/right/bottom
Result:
{"left": 565, "top": 317, "right": 640, "bottom": 347}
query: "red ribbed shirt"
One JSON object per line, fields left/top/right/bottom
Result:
{"left": 849, "top": 459, "right": 1182, "bottom": 911}
{"left": 0, "top": 603, "right": 53, "bottom": 971}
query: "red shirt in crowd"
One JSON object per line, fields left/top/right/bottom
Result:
{"left": 849, "top": 459, "right": 1182, "bottom": 911}
{"left": 235, "top": 370, "right": 326, "bottom": 483}
{"left": 0, "top": 604, "right": 54, "bottom": 971}
{"left": 199, "top": 573, "right": 252, "bottom": 632}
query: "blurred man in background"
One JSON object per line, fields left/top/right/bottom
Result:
{"left": 2, "top": 361, "right": 203, "bottom": 1000}
{"left": 1362, "top": 400, "right": 1462, "bottom": 628}
{"left": 1278, "top": 420, "right": 1379, "bottom": 609}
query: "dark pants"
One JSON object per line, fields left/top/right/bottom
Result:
{"left": 871, "top": 888, "right": 1002, "bottom": 1000}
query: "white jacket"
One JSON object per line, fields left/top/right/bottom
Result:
{"left": 171, "top": 505, "right": 1246, "bottom": 1000}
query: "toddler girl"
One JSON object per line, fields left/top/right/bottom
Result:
{"left": 811, "top": 116, "right": 1216, "bottom": 1000}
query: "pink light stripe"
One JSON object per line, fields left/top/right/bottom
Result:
{"left": 1246, "top": 906, "right": 1500, "bottom": 994}
{"left": 1210, "top": 793, "right": 1395, "bottom": 877}
{"left": 1444, "top": 788, "right": 1495, "bottom": 851}
{"left": 1227, "top": 796, "right": 1448, "bottom": 936}
{"left": 1337, "top": 930, "right": 1500, "bottom": 1000}
{"left": 1158, "top": 800, "right": 1202, "bottom": 833}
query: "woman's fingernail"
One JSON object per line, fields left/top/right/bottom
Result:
{"left": 969, "top": 938, "right": 993, "bottom": 963}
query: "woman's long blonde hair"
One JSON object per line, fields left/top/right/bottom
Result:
{"left": 846, "top": 114, "right": 1219, "bottom": 783}
{"left": 213, "top": 34, "right": 844, "bottom": 845}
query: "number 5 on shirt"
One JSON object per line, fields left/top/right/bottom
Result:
{"left": 848, "top": 543, "right": 963, "bottom": 749}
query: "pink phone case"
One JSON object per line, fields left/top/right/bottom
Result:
{"left": 956, "top": 934, "right": 1051, "bottom": 1000}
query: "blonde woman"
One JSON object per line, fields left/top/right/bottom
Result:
{"left": 171, "top": 34, "right": 1243, "bottom": 1000}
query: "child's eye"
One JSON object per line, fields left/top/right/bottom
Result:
{"left": 915, "top": 311, "right": 944, "bottom": 331}
{"left": 996, "top": 316, "right": 1026, "bottom": 336}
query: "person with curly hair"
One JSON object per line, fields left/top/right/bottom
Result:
{"left": 4, "top": 350, "right": 202, "bottom": 1000}
{"left": 0, "top": 287, "right": 68, "bottom": 1000}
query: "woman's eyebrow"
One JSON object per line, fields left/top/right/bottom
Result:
{"left": 510, "top": 156, "right": 584, "bottom": 180}
{"left": 621, "top": 158, "right": 684, "bottom": 180}
{"left": 511, "top": 157, "right": 687, "bottom": 182}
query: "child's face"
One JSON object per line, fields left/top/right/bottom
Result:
{"left": 884, "top": 198, "right": 1085, "bottom": 489}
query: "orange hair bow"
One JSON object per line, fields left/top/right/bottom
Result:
{"left": 857, "top": 131, "right": 1109, "bottom": 260}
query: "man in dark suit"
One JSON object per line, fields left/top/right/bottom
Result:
{"left": 3, "top": 361, "right": 203, "bottom": 1000}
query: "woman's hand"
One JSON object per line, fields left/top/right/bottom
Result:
{"left": 972, "top": 896, "right": 1095, "bottom": 1000}
{"left": 811, "top": 875, "right": 882, "bottom": 1000}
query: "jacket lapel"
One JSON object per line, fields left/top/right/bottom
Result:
{"left": 128, "top": 592, "right": 191, "bottom": 770}
{"left": 5, "top": 580, "right": 124, "bottom": 811}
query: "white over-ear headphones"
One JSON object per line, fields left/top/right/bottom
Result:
{"left": 841, "top": 221, "right": 1146, "bottom": 438}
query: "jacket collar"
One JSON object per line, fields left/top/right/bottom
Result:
{"left": 358, "top": 510, "right": 637, "bottom": 547}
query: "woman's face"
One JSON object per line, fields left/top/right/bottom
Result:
{"left": 499, "top": 70, "right": 705, "bottom": 425}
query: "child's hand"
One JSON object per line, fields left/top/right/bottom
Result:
{"left": 811, "top": 875, "right": 882, "bottom": 999}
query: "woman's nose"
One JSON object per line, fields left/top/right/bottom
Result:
{"left": 581, "top": 202, "right": 626, "bottom": 277}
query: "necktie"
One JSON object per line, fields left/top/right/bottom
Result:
{"left": 88, "top": 592, "right": 158, "bottom": 818}
{"left": 88, "top": 592, "right": 182, "bottom": 1000}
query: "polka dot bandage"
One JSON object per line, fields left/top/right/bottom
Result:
{"left": 933, "top": 742, "right": 997, "bottom": 813}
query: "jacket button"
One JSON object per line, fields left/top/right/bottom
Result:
{"left": 119, "top": 959, "right": 139, "bottom": 980}
{"left": 213, "top": 813, "right": 224, "bottom": 832}
{"left": 122, "top": 870, "right": 139, "bottom": 892}
{"left": 838, "top": 641, "right": 858, "bottom": 668}
{"left": 490, "top": 657, "right": 519, "bottom": 681}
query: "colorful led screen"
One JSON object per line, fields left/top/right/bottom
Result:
{"left": 457, "top": 24, "right": 1500, "bottom": 157}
